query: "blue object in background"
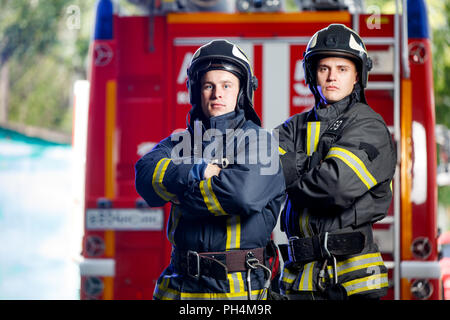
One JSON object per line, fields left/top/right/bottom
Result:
{"left": 0, "top": 128, "right": 80, "bottom": 299}
{"left": 407, "top": 0, "right": 430, "bottom": 39}
{"left": 94, "top": 0, "right": 114, "bottom": 40}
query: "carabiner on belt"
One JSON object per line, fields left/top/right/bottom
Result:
{"left": 317, "top": 232, "right": 339, "bottom": 291}
{"left": 323, "top": 232, "right": 338, "bottom": 284}
{"left": 245, "top": 252, "right": 272, "bottom": 300}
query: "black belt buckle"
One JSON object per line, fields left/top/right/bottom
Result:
{"left": 187, "top": 250, "right": 200, "bottom": 279}
{"left": 288, "top": 236, "right": 299, "bottom": 263}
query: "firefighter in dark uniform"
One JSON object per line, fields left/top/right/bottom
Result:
{"left": 135, "top": 39, "right": 285, "bottom": 300}
{"left": 276, "top": 24, "right": 396, "bottom": 300}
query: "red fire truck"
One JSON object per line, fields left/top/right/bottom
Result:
{"left": 74, "top": 0, "right": 440, "bottom": 299}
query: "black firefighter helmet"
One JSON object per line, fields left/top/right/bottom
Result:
{"left": 186, "top": 39, "right": 261, "bottom": 126}
{"left": 303, "top": 24, "right": 373, "bottom": 103}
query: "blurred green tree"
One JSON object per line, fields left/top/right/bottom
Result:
{"left": 0, "top": 0, "right": 94, "bottom": 133}
{"left": 431, "top": 0, "right": 450, "bottom": 128}
{"left": 0, "top": 1, "right": 68, "bottom": 65}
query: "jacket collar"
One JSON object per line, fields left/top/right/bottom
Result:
{"left": 309, "top": 83, "right": 362, "bottom": 122}
{"left": 190, "top": 108, "right": 246, "bottom": 135}
{"left": 314, "top": 95, "right": 351, "bottom": 122}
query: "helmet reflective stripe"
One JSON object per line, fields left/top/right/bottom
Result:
{"left": 308, "top": 33, "right": 318, "bottom": 49}
{"left": 192, "top": 47, "right": 201, "bottom": 60}
{"left": 336, "top": 23, "right": 369, "bottom": 53}
{"left": 232, "top": 44, "right": 249, "bottom": 64}
{"left": 349, "top": 34, "right": 368, "bottom": 56}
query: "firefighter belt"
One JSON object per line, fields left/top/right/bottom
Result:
{"left": 172, "top": 247, "right": 265, "bottom": 281}
{"left": 279, "top": 231, "right": 365, "bottom": 264}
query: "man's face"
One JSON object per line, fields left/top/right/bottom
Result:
{"left": 200, "top": 70, "right": 240, "bottom": 118}
{"left": 316, "top": 56, "right": 358, "bottom": 105}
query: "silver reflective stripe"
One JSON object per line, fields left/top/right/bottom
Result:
{"left": 306, "top": 121, "right": 321, "bottom": 156}
{"left": 300, "top": 121, "right": 320, "bottom": 237}
{"left": 227, "top": 272, "right": 244, "bottom": 294}
{"left": 180, "top": 289, "right": 266, "bottom": 300}
{"left": 342, "top": 273, "right": 389, "bottom": 296}
{"left": 336, "top": 252, "right": 385, "bottom": 276}
{"left": 325, "top": 147, "right": 377, "bottom": 190}
{"left": 226, "top": 216, "right": 241, "bottom": 250}
{"left": 155, "top": 274, "right": 265, "bottom": 300}
{"left": 296, "top": 261, "right": 316, "bottom": 291}
{"left": 326, "top": 252, "right": 385, "bottom": 279}
{"left": 293, "top": 252, "right": 386, "bottom": 293}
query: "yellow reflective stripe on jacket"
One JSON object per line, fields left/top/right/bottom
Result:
{"left": 299, "top": 208, "right": 313, "bottom": 237}
{"left": 226, "top": 216, "right": 241, "bottom": 250}
{"left": 199, "top": 177, "right": 228, "bottom": 216}
{"left": 300, "top": 122, "right": 321, "bottom": 237}
{"left": 325, "top": 147, "right": 377, "bottom": 189}
{"left": 278, "top": 146, "right": 287, "bottom": 155}
{"left": 306, "top": 121, "right": 321, "bottom": 156}
{"left": 342, "top": 273, "right": 389, "bottom": 296}
{"left": 152, "top": 158, "right": 176, "bottom": 201}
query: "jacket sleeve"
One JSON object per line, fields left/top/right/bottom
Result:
{"left": 287, "top": 117, "right": 396, "bottom": 210}
{"left": 134, "top": 136, "right": 196, "bottom": 207}
{"left": 178, "top": 131, "right": 286, "bottom": 218}
{"left": 276, "top": 115, "right": 297, "bottom": 155}
{"left": 275, "top": 116, "right": 310, "bottom": 187}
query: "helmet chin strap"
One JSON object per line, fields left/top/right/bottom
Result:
{"left": 309, "top": 82, "right": 325, "bottom": 108}
{"left": 236, "top": 87, "right": 245, "bottom": 109}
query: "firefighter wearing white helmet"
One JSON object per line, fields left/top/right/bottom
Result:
{"left": 135, "top": 39, "right": 285, "bottom": 300}
{"left": 275, "top": 24, "right": 396, "bottom": 300}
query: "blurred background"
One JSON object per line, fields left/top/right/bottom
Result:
{"left": 0, "top": 0, "right": 448, "bottom": 299}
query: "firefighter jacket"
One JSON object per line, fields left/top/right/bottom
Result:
{"left": 276, "top": 88, "right": 396, "bottom": 299}
{"left": 135, "top": 108, "right": 286, "bottom": 300}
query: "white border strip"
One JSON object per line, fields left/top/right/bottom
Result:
{"left": 79, "top": 258, "right": 115, "bottom": 277}
{"left": 262, "top": 42, "right": 290, "bottom": 130}
{"left": 400, "top": 261, "right": 441, "bottom": 279}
